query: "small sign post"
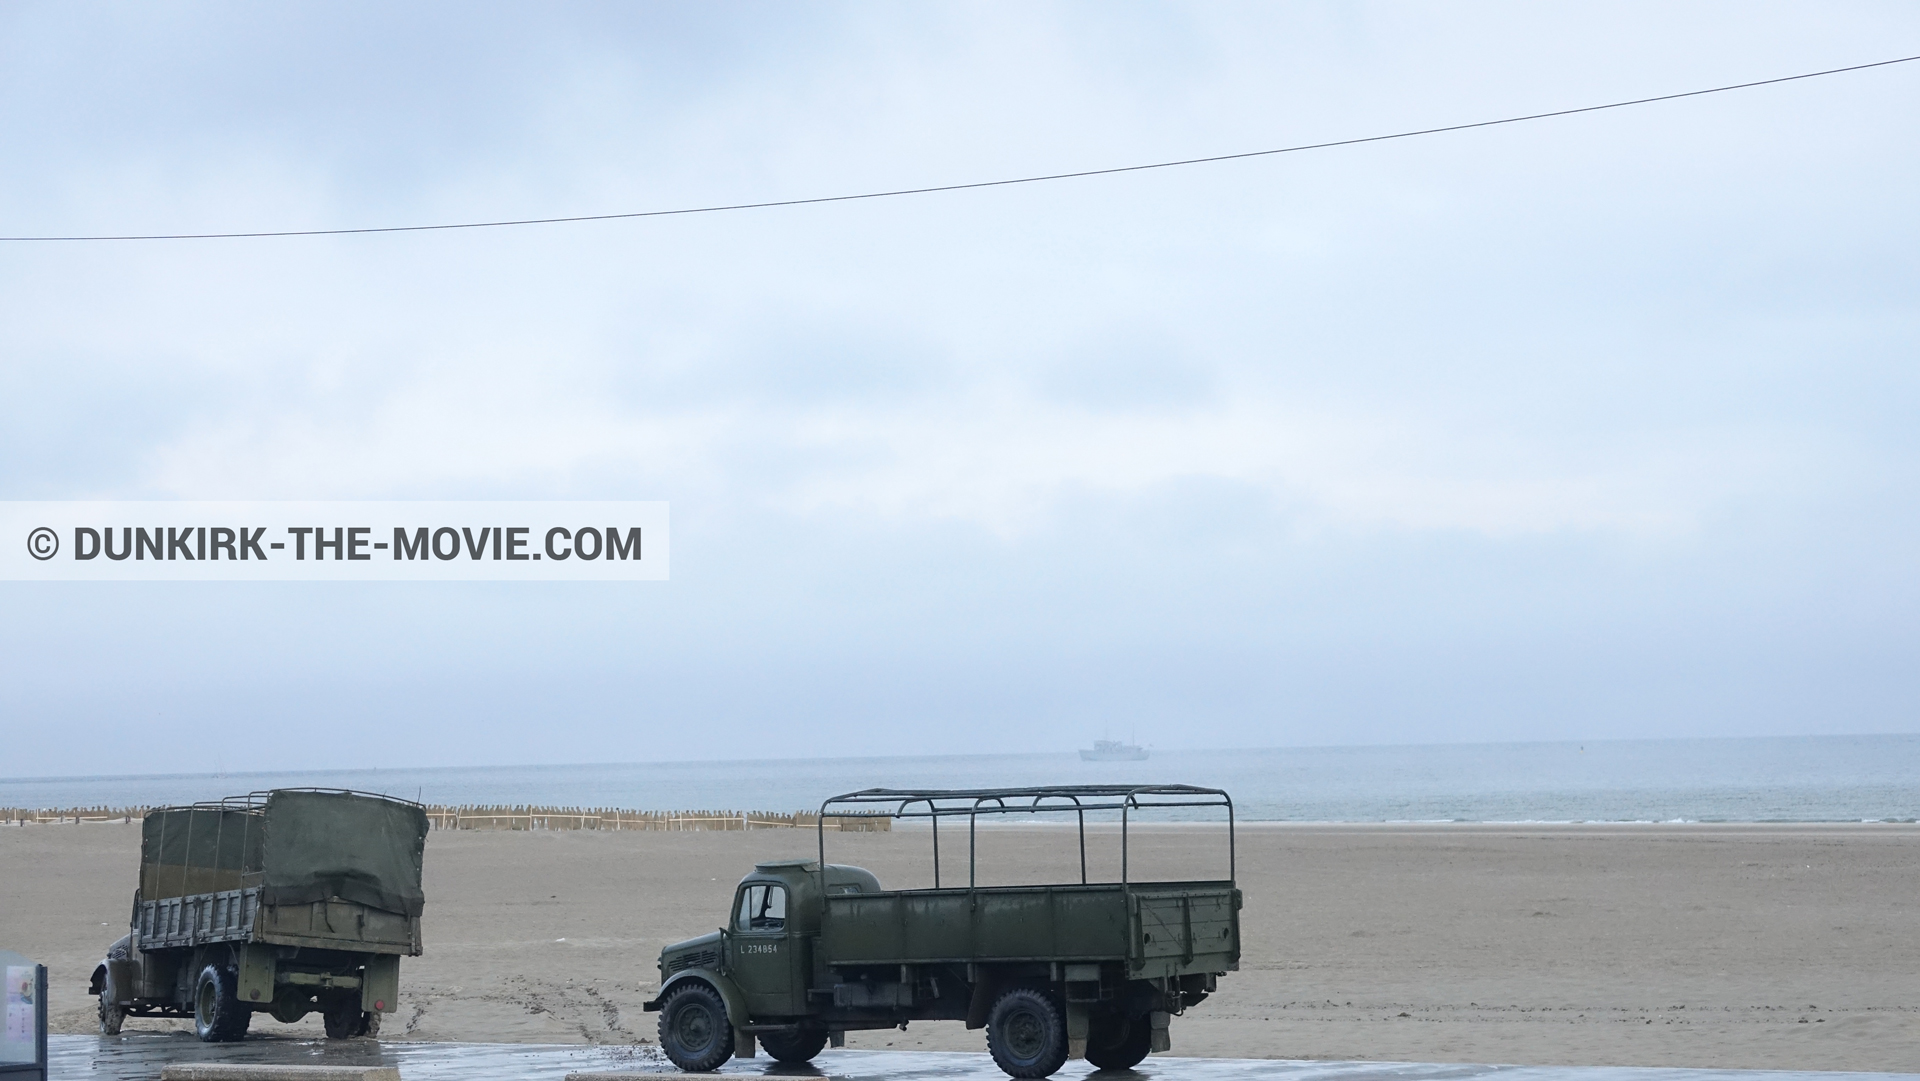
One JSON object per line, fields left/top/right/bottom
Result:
{"left": 0, "top": 952, "right": 46, "bottom": 1081}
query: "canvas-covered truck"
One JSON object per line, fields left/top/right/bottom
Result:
{"left": 89, "top": 789, "right": 427, "bottom": 1042}
{"left": 644, "top": 785, "right": 1240, "bottom": 1079}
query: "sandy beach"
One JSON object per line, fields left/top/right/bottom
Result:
{"left": 3, "top": 821, "right": 1915, "bottom": 1071}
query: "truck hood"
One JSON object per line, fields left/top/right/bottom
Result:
{"left": 658, "top": 931, "right": 723, "bottom": 979}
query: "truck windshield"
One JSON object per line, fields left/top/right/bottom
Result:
{"left": 736, "top": 884, "right": 786, "bottom": 932}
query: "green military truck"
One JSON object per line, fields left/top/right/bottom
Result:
{"left": 88, "top": 789, "right": 427, "bottom": 1042}
{"left": 644, "top": 785, "right": 1239, "bottom": 1078}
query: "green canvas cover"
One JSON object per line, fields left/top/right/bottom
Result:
{"left": 260, "top": 791, "right": 427, "bottom": 917}
{"left": 140, "top": 806, "right": 265, "bottom": 899}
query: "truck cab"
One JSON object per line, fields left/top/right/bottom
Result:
{"left": 715, "top": 860, "right": 881, "bottom": 1019}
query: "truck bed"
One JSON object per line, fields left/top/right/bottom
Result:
{"left": 821, "top": 880, "right": 1238, "bottom": 978}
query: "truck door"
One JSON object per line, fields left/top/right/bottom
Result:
{"left": 729, "top": 883, "right": 795, "bottom": 1018}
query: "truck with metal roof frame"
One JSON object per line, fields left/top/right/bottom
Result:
{"left": 87, "top": 789, "right": 427, "bottom": 1042}
{"left": 644, "top": 784, "right": 1240, "bottom": 1078}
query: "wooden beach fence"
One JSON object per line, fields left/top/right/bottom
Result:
{"left": 1, "top": 805, "right": 147, "bottom": 825}
{"left": 420, "top": 806, "right": 891, "bottom": 832}
{"left": 3, "top": 804, "right": 888, "bottom": 832}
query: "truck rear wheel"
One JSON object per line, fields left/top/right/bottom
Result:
{"left": 986, "top": 988, "right": 1068, "bottom": 1078}
{"left": 1084, "top": 1013, "right": 1151, "bottom": 1071}
{"left": 658, "top": 982, "right": 735, "bottom": 1072}
{"left": 758, "top": 1027, "right": 828, "bottom": 1064}
{"left": 323, "top": 1006, "right": 380, "bottom": 1039}
{"left": 192, "top": 966, "right": 251, "bottom": 1042}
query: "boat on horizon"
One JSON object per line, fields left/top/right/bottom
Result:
{"left": 1079, "top": 739, "right": 1149, "bottom": 762}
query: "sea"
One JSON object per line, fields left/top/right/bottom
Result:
{"left": 4, "top": 734, "right": 1917, "bottom": 823}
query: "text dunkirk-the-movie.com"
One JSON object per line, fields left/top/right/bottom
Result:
{"left": 2, "top": 502, "right": 668, "bottom": 581}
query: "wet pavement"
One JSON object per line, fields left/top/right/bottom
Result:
{"left": 48, "top": 1036, "right": 1919, "bottom": 1081}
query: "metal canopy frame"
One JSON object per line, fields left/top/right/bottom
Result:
{"left": 816, "top": 784, "right": 1234, "bottom": 889}
{"left": 144, "top": 788, "right": 426, "bottom": 817}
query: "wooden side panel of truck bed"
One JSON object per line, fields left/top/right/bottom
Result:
{"left": 822, "top": 881, "right": 1237, "bottom": 970}
{"left": 137, "top": 889, "right": 419, "bottom": 955}
{"left": 1131, "top": 886, "right": 1240, "bottom": 979}
{"left": 825, "top": 885, "right": 1130, "bottom": 964}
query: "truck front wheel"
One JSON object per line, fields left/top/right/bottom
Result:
{"left": 1084, "top": 1012, "right": 1151, "bottom": 1071}
{"left": 658, "top": 983, "right": 735, "bottom": 1072}
{"left": 986, "top": 988, "right": 1068, "bottom": 1079}
{"left": 97, "top": 990, "right": 126, "bottom": 1036}
{"left": 192, "top": 966, "right": 251, "bottom": 1042}
{"left": 758, "top": 1027, "right": 828, "bottom": 1064}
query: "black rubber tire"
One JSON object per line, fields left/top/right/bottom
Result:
{"left": 1084, "top": 1013, "right": 1151, "bottom": 1071}
{"left": 322, "top": 1006, "right": 379, "bottom": 1039}
{"left": 192, "top": 966, "right": 251, "bottom": 1043}
{"left": 657, "top": 982, "right": 735, "bottom": 1072}
{"left": 986, "top": 988, "right": 1069, "bottom": 1079}
{"left": 758, "top": 1027, "right": 829, "bottom": 1064}
{"left": 97, "top": 990, "right": 126, "bottom": 1036}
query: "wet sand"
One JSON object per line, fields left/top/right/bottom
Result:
{"left": 4, "top": 822, "right": 1916, "bottom": 1071}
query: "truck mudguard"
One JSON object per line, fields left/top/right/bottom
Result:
{"left": 655, "top": 968, "right": 750, "bottom": 1030}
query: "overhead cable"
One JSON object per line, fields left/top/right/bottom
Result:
{"left": 3, "top": 53, "right": 1915, "bottom": 243}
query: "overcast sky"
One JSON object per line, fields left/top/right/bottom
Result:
{"left": 3, "top": 2, "right": 1917, "bottom": 778}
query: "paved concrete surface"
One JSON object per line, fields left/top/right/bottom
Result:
{"left": 159, "top": 1067, "right": 401, "bottom": 1081}
{"left": 157, "top": 1067, "right": 401, "bottom": 1081}
{"left": 48, "top": 1036, "right": 1920, "bottom": 1081}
